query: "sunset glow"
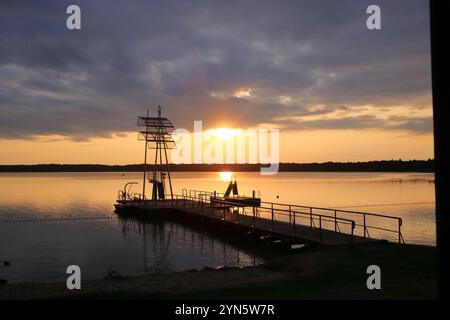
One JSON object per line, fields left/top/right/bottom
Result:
{"left": 211, "top": 128, "right": 242, "bottom": 141}
{"left": 219, "top": 171, "right": 233, "bottom": 181}
{"left": 0, "top": 0, "right": 438, "bottom": 301}
{"left": 0, "top": 1, "right": 433, "bottom": 165}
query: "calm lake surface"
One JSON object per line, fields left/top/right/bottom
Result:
{"left": 0, "top": 172, "right": 435, "bottom": 282}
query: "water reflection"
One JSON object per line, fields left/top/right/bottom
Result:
{"left": 0, "top": 170, "right": 437, "bottom": 283}
{"left": 0, "top": 216, "right": 266, "bottom": 283}
{"left": 117, "top": 216, "right": 263, "bottom": 274}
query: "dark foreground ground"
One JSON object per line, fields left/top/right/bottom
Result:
{"left": 0, "top": 242, "right": 437, "bottom": 300}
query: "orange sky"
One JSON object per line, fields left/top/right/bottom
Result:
{"left": 0, "top": 128, "right": 433, "bottom": 165}
{"left": 0, "top": 1, "right": 433, "bottom": 165}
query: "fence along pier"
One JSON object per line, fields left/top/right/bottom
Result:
{"left": 115, "top": 188, "right": 404, "bottom": 246}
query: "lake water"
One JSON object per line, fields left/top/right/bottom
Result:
{"left": 0, "top": 172, "right": 436, "bottom": 282}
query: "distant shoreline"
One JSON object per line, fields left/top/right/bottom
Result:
{"left": 0, "top": 159, "right": 435, "bottom": 173}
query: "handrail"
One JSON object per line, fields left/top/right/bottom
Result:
{"left": 171, "top": 193, "right": 356, "bottom": 244}
{"left": 260, "top": 200, "right": 403, "bottom": 243}
{"left": 116, "top": 188, "right": 404, "bottom": 244}
{"left": 265, "top": 201, "right": 401, "bottom": 225}
{"left": 246, "top": 202, "right": 356, "bottom": 226}
{"left": 176, "top": 190, "right": 403, "bottom": 244}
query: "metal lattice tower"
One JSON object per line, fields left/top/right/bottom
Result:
{"left": 138, "top": 106, "right": 175, "bottom": 200}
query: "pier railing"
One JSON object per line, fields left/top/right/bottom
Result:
{"left": 176, "top": 190, "right": 404, "bottom": 244}
{"left": 171, "top": 193, "right": 357, "bottom": 244}
{"left": 117, "top": 189, "right": 404, "bottom": 244}
{"left": 262, "top": 202, "right": 404, "bottom": 244}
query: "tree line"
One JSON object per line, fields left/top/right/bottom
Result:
{"left": 0, "top": 159, "right": 435, "bottom": 172}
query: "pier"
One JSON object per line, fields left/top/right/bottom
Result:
{"left": 114, "top": 108, "right": 404, "bottom": 247}
{"left": 115, "top": 189, "right": 404, "bottom": 246}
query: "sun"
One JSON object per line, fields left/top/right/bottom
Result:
{"left": 219, "top": 171, "right": 233, "bottom": 181}
{"left": 212, "top": 128, "right": 241, "bottom": 141}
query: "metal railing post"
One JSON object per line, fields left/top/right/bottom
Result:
{"left": 293, "top": 211, "right": 296, "bottom": 235}
{"left": 271, "top": 203, "right": 274, "bottom": 232}
{"left": 288, "top": 205, "right": 292, "bottom": 234}
{"left": 310, "top": 207, "right": 313, "bottom": 227}
{"left": 319, "top": 215, "right": 322, "bottom": 242}
{"left": 363, "top": 214, "right": 366, "bottom": 238}
{"left": 351, "top": 221, "right": 355, "bottom": 245}
{"left": 334, "top": 210, "right": 337, "bottom": 232}
{"left": 253, "top": 206, "right": 256, "bottom": 227}
{"left": 210, "top": 200, "right": 213, "bottom": 217}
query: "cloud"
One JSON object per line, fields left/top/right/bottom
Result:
{"left": 276, "top": 114, "right": 433, "bottom": 133}
{"left": 0, "top": 0, "right": 432, "bottom": 140}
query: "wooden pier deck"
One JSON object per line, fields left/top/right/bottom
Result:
{"left": 115, "top": 193, "right": 404, "bottom": 246}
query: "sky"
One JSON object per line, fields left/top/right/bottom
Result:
{"left": 0, "top": 0, "right": 433, "bottom": 164}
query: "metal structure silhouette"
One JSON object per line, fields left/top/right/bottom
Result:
{"left": 138, "top": 106, "right": 175, "bottom": 200}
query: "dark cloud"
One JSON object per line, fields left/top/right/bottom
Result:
{"left": 277, "top": 115, "right": 433, "bottom": 133}
{"left": 0, "top": 0, "right": 432, "bottom": 140}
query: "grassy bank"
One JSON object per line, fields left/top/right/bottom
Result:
{"left": 0, "top": 242, "right": 437, "bottom": 300}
